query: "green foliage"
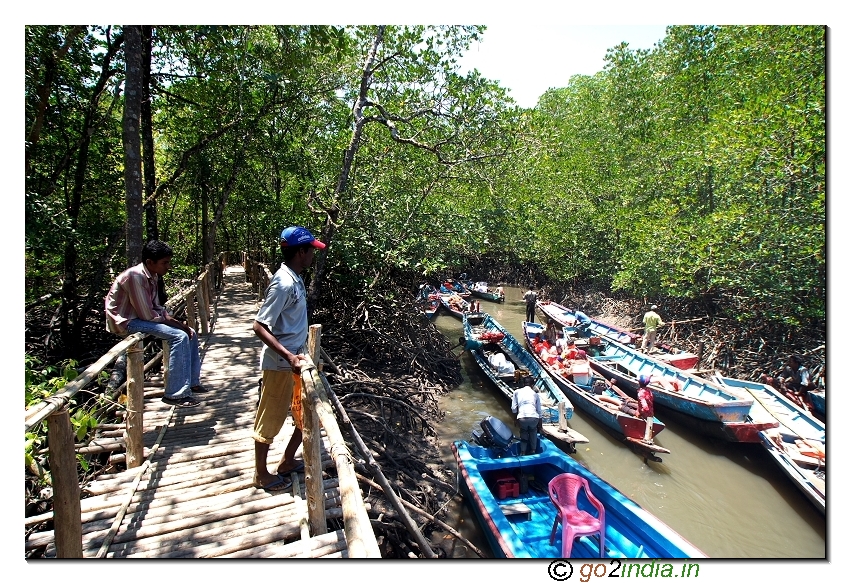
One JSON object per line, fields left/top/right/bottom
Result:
{"left": 25, "top": 24, "right": 825, "bottom": 369}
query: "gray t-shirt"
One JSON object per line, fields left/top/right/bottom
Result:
{"left": 255, "top": 263, "right": 308, "bottom": 371}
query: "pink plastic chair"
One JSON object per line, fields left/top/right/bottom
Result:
{"left": 548, "top": 473, "right": 606, "bottom": 558}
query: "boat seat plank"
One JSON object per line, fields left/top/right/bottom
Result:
{"left": 499, "top": 502, "right": 532, "bottom": 520}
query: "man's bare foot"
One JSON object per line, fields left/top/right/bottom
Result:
{"left": 275, "top": 460, "right": 305, "bottom": 474}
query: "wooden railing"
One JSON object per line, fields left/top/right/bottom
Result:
{"left": 24, "top": 254, "right": 380, "bottom": 558}
{"left": 24, "top": 257, "right": 223, "bottom": 558}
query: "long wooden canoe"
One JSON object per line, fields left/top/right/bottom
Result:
{"left": 523, "top": 322, "right": 670, "bottom": 459}
{"left": 537, "top": 300, "right": 699, "bottom": 370}
{"left": 463, "top": 313, "right": 588, "bottom": 451}
{"left": 714, "top": 376, "right": 825, "bottom": 513}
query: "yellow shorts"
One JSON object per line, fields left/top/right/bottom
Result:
{"left": 253, "top": 369, "right": 300, "bottom": 444}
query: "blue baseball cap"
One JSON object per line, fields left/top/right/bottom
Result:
{"left": 280, "top": 226, "right": 326, "bottom": 249}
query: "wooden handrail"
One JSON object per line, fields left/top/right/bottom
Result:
{"left": 25, "top": 260, "right": 223, "bottom": 558}
{"left": 25, "top": 332, "right": 146, "bottom": 433}
{"left": 300, "top": 326, "right": 381, "bottom": 558}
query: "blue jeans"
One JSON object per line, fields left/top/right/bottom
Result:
{"left": 127, "top": 320, "right": 200, "bottom": 399}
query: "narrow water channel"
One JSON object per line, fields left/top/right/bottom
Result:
{"left": 430, "top": 286, "right": 825, "bottom": 559}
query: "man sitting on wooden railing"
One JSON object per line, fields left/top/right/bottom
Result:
{"left": 105, "top": 240, "right": 207, "bottom": 408}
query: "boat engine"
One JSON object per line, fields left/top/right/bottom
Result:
{"left": 471, "top": 415, "right": 517, "bottom": 453}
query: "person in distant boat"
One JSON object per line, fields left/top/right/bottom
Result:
{"left": 636, "top": 375, "right": 656, "bottom": 442}
{"left": 523, "top": 285, "right": 538, "bottom": 322}
{"left": 778, "top": 355, "right": 814, "bottom": 396}
{"left": 641, "top": 305, "right": 665, "bottom": 353}
{"left": 496, "top": 285, "right": 505, "bottom": 300}
{"left": 572, "top": 308, "right": 592, "bottom": 334}
{"left": 251, "top": 226, "right": 325, "bottom": 492}
{"left": 511, "top": 383, "right": 542, "bottom": 455}
{"left": 544, "top": 320, "right": 559, "bottom": 345}
{"left": 563, "top": 339, "right": 587, "bottom": 361}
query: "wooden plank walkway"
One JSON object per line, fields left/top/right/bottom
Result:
{"left": 28, "top": 266, "right": 356, "bottom": 558}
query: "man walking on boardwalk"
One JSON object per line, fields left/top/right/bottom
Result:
{"left": 252, "top": 226, "right": 326, "bottom": 492}
{"left": 105, "top": 240, "right": 205, "bottom": 408}
{"left": 641, "top": 305, "right": 664, "bottom": 353}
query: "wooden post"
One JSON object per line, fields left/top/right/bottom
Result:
{"left": 558, "top": 401, "right": 568, "bottom": 432}
{"left": 46, "top": 407, "right": 83, "bottom": 558}
{"left": 302, "top": 366, "right": 381, "bottom": 557}
{"left": 196, "top": 274, "right": 210, "bottom": 335}
{"left": 125, "top": 341, "right": 145, "bottom": 468}
{"left": 303, "top": 324, "right": 327, "bottom": 536}
{"left": 185, "top": 293, "right": 197, "bottom": 332}
{"left": 162, "top": 340, "right": 170, "bottom": 392}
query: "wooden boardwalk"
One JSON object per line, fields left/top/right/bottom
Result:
{"left": 26, "top": 266, "right": 357, "bottom": 558}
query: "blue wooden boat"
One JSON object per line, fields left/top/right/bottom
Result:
{"left": 452, "top": 417, "right": 706, "bottom": 558}
{"left": 416, "top": 284, "right": 441, "bottom": 320}
{"left": 523, "top": 322, "right": 670, "bottom": 459}
{"left": 463, "top": 313, "right": 588, "bottom": 451}
{"left": 438, "top": 292, "right": 471, "bottom": 319}
{"left": 714, "top": 376, "right": 825, "bottom": 513}
{"left": 537, "top": 300, "right": 700, "bottom": 370}
{"left": 808, "top": 388, "right": 825, "bottom": 417}
{"left": 440, "top": 279, "right": 471, "bottom": 298}
{"left": 579, "top": 334, "right": 776, "bottom": 442}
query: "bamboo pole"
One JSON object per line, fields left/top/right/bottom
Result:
{"left": 125, "top": 341, "right": 145, "bottom": 468}
{"left": 25, "top": 332, "right": 146, "bottom": 431}
{"left": 196, "top": 273, "right": 210, "bottom": 334}
{"left": 47, "top": 407, "right": 82, "bottom": 558}
{"left": 356, "top": 473, "right": 486, "bottom": 558}
{"left": 304, "top": 325, "right": 327, "bottom": 535}
{"left": 301, "top": 360, "right": 381, "bottom": 557}
{"left": 185, "top": 291, "right": 197, "bottom": 332}
{"left": 327, "top": 382, "right": 437, "bottom": 558}
{"left": 628, "top": 316, "right": 707, "bottom": 332}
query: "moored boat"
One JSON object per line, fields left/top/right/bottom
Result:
{"left": 438, "top": 292, "right": 471, "bottom": 319}
{"left": 440, "top": 279, "right": 471, "bottom": 298}
{"left": 453, "top": 416, "right": 706, "bottom": 558}
{"left": 808, "top": 388, "right": 825, "bottom": 418}
{"left": 463, "top": 312, "right": 588, "bottom": 451}
{"left": 523, "top": 322, "right": 670, "bottom": 459}
{"left": 465, "top": 281, "right": 505, "bottom": 303}
{"left": 714, "top": 376, "right": 825, "bottom": 513}
{"left": 579, "top": 334, "right": 775, "bottom": 442}
{"left": 416, "top": 284, "right": 441, "bottom": 320}
{"left": 537, "top": 300, "right": 699, "bottom": 370}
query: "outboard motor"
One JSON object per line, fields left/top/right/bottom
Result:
{"left": 471, "top": 415, "right": 517, "bottom": 455}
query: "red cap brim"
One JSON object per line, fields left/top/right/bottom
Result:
{"left": 311, "top": 240, "right": 326, "bottom": 249}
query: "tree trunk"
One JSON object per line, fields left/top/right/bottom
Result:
{"left": 308, "top": 26, "right": 385, "bottom": 312}
{"left": 141, "top": 25, "right": 159, "bottom": 242}
{"left": 123, "top": 25, "right": 144, "bottom": 267}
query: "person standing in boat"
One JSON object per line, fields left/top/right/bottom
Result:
{"left": 573, "top": 308, "right": 592, "bottom": 334}
{"left": 641, "top": 305, "right": 665, "bottom": 353}
{"left": 544, "top": 319, "right": 560, "bottom": 345}
{"left": 637, "top": 375, "right": 656, "bottom": 442}
{"left": 523, "top": 285, "right": 538, "bottom": 322}
{"left": 511, "top": 382, "right": 542, "bottom": 455}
